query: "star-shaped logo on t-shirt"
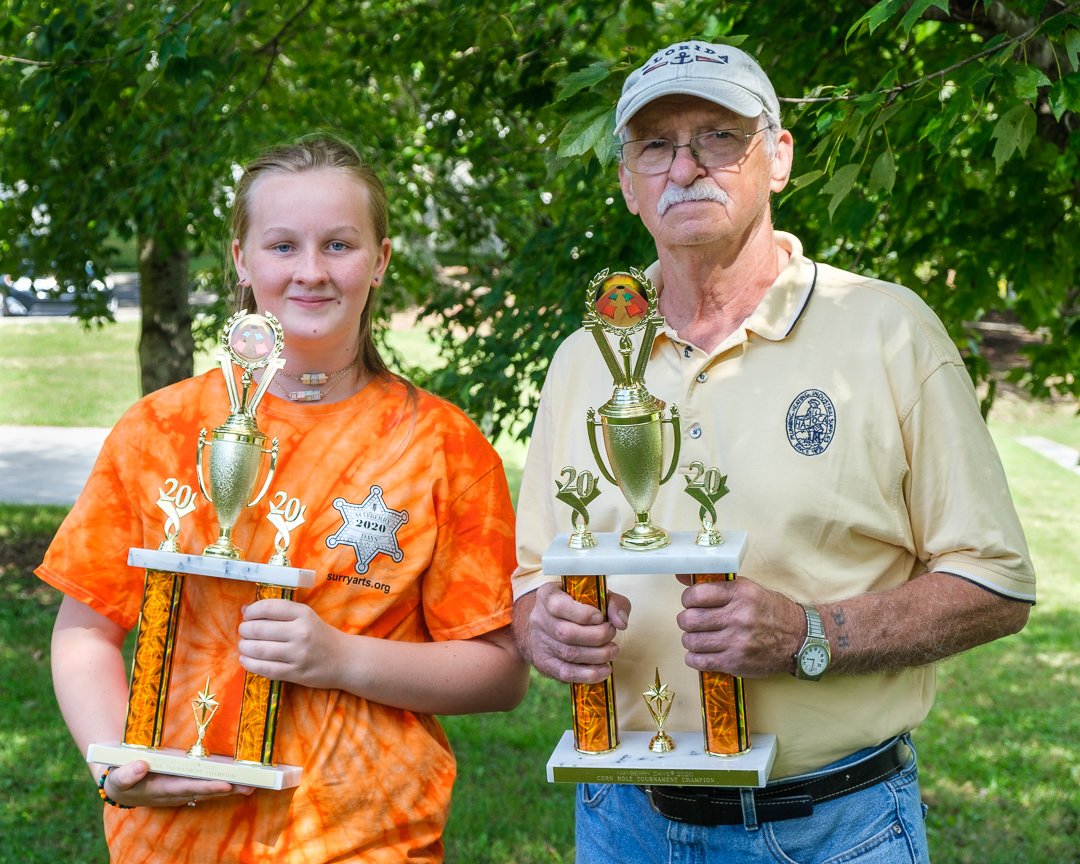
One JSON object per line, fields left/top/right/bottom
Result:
{"left": 327, "top": 486, "right": 409, "bottom": 575}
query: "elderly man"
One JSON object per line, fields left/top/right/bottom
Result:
{"left": 512, "top": 39, "right": 1034, "bottom": 863}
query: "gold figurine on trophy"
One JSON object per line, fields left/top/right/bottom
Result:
{"left": 187, "top": 678, "right": 221, "bottom": 759}
{"left": 642, "top": 669, "right": 675, "bottom": 754}
{"left": 555, "top": 467, "right": 601, "bottom": 550}
{"left": 684, "top": 461, "right": 729, "bottom": 547}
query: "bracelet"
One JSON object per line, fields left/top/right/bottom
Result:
{"left": 97, "top": 767, "right": 136, "bottom": 809}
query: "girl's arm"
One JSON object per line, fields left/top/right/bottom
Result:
{"left": 239, "top": 599, "right": 529, "bottom": 715}
{"left": 52, "top": 596, "right": 251, "bottom": 807}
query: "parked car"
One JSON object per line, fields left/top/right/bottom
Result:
{"left": 1, "top": 273, "right": 118, "bottom": 317}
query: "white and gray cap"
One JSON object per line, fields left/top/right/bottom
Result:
{"left": 614, "top": 41, "right": 780, "bottom": 135}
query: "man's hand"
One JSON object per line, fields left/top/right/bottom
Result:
{"left": 238, "top": 599, "right": 345, "bottom": 690}
{"left": 677, "top": 575, "right": 803, "bottom": 677}
{"left": 514, "top": 582, "right": 631, "bottom": 684}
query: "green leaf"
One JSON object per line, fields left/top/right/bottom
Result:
{"left": 557, "top": 104, "right": 614, "bottom": 160}
{"left": 789, "top": 170, "right": 825, "bottom": 190}
{"left": 868, "top": 150, "right": 895, "bottom": 196}
{"left": 160, "top": 33, "right": 189, "bottom": 64}
{"left": 846, "top": 0, "right": 905, "bottom": 41}
{"left": 990, "top": 104, "right": 1036, "bottom": 172}
{"left": 1007, "top": 64, "right": 1052, "bottom": 101}
{"left": 1048, "top": 73, "right": 1080, "bottom": 121}
{"left": 555, "top": 62, "right": 611, "bottom": 103}
{"left": 899, "top": 0, "right": 949, "bottom": 37}
{"left": 822, "top": 163, "right": 860, "bottom": 220}
{"left": 1065, "top": 29, "right": 1080, "bottom": 72}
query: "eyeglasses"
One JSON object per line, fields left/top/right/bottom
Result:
{"left": 619, "top": 127, "right": 773, "bottom": 175}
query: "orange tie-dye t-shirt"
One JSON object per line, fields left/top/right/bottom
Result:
{"left": 37, "top": 372, "right": 516, "bottom": 863}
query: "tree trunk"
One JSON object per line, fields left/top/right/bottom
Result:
{"left": 137, "top": 235, "right": 194, "bottom": 395}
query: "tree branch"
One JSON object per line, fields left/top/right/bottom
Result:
{"left": 780, "top": 0, "right": 1079, "bottom": 106}
{"left": 0, "top": 2, "right": 207, "bottom": 69}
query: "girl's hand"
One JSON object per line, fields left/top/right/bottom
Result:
{"left": 100, "top": 760, "right": 253, "bottom": 808}
{"left": 238, "top": 599, "right": 346, "bottom": 689}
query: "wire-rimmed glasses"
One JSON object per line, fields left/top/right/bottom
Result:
{"left": 620, "top": 127, "right": 773, "bottom": 175}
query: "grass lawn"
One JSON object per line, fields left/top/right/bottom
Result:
{"left": 0, "top": 317, "right": 1076, "bottom": 862}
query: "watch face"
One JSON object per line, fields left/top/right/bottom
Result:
{"left": 799, "top": 644, "right": 829, "bottom": 677}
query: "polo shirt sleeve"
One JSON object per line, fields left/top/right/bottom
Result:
{"left": 512, "top": 351, "right": 564, "bottom": 600}
{"left": 902, "top": 360, "right": 1035, "bottom": 602}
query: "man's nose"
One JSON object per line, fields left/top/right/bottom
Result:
{"left": 668, "top": 142, "right": 706, "bottom": 184}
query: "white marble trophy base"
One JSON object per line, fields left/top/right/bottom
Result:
{"left": 128, "top": 548, "right": 316, "bottom": 588}
{"left": 542, "top": 529, "right": 749, "bottom": 576}
{"left": 547, "top": 731, "right": 777, "bottom": 788}
{"left": 87, "top": 742, "right": 302, "bottom": 790}
{"left": 543, "top": 530, "right": 769, "bottom": 786}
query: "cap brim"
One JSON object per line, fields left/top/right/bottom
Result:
{"left": 614, "top": 82, "right": 765, "bottom": 135}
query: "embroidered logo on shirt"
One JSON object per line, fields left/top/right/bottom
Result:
{"left": 326, "top": 486, "right": 409, "bottom": 574}
{"left": 786, "top": 389, "right": 836, "bottom": 455}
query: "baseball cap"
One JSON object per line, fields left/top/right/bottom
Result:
{"left": 614, "top": 41, "right": 780, "bottom": 135}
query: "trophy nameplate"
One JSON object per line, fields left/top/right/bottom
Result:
{"left": 544, "top": 270, "right": 777, "bottom": 786}
{"left": 86, "top": 311, "right": 315, "bottom": 790}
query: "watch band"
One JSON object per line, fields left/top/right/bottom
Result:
{"left": 794, "top": 604, "right": 831, "bottom": 680}
{"left": 802, "top": 604, "right": 826, "bottom": 640}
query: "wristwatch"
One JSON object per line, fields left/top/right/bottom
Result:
{"left": 794, "top": 604, "right": 831, "bottom": 680}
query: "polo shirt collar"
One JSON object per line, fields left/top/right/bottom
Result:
{"left": 645, "top": 231, "right": 816, "bottom": 349}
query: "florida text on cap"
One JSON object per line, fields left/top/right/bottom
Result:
{"left": 614, "top": 41, "right": 781, "bottom": 135}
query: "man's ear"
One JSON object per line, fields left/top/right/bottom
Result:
{"left": 769, "top": 129, "right": 795, "bottom": 194}
{"left": 619, "top": 163, "right": 641, "bottom": 216}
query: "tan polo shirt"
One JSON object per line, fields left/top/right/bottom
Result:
{"left": 513, "top": 231, "right": 1034, "bottom": 778}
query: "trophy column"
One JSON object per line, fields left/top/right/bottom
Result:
{"left": 562, "top": 574, "right": 619, "bottom": 754}
{"left": 693, "top": 573, "right": 750, "bottom": 756}
{"left": 122, "top": 569, "right": 185, "bottom": 748}
{"left": 235, "top": 583, "right": 294, "bottom": 765}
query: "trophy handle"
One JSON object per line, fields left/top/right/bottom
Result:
{"left": 247, "top": 437, "right": 279, "bottom": 508}
{"left": 659, "top": 405, "right": 681, "bottom": 484}
{"left": 196, "top": 429, "right": 213, "bottom": 504}
{"left": 586, "top": 409, "right": 619, "bottom": 485}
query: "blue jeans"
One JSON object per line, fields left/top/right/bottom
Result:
{"left": 575, "top": 735, "right": 930, "bottom": 864}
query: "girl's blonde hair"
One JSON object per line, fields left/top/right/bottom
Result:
{"left": 230, "top": 134, "right": 391, "bottom": 379}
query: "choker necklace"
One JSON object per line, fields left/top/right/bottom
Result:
{"left": 277, "top": 363, "right": 356, "bottom": 402}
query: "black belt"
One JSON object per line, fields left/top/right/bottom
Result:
{"left": 643, "top": 738, "right": 909, "bottom": 826}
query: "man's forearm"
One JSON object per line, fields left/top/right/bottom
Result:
{"left": 512, "top": 591, "right": 539, "bottom": 667}
{"left": 818, "top": 571, "right": 1030, "bottom": 675}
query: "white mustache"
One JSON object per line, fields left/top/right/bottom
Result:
{"left": 656, "top": 180, "right": 729, "bottom": 216}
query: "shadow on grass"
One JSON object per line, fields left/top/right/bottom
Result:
{"left": 0, "top": 508, "right": 111, "bottom": 864}
{"left": 919, "top": 606, "right": 1079, "bottom": 864}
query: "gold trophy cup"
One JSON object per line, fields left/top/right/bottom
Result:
{"left": 197, "top": 311, "right": 285, "bottom": 559}
{"left": 585, "top": 269, "right": 680, "bottom": 551}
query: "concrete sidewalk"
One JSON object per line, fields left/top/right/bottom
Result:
{"left": 0, "top": 425, "right": 110, "bottom": 506}
{"left": 0, "top": 425, "right": 1075, "bottom": 510}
